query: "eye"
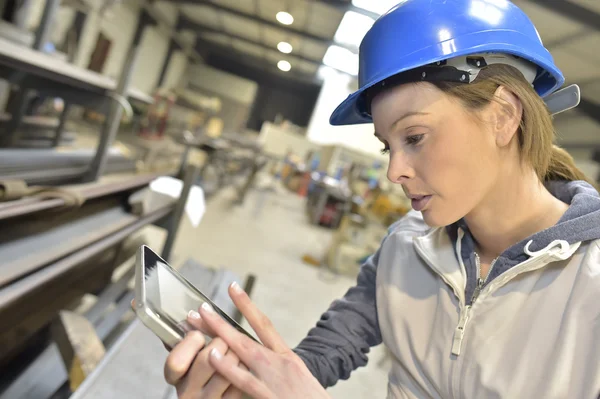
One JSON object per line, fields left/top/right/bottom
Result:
{"left": 406, "top": 134, "right": 424, "bottom": 146}
{"left": 380, "top": 144, "right": 390, "bottom": 155}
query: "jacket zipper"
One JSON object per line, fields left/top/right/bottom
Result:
{"left": 470, "top": 253, "right": 498, "bottom": 304}
{"left": 451, "top": 254, "right": 498, "bottom": 355}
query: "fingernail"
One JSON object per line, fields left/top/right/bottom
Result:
{"left": 188, "top": 310, "right": 200, "bottom": 320}
{"left": 230, "top": 281, "right": 244, "bottom": 294}
{"left": 211, "top": 348, "right": 223, "bottom": 360}
{"left": 201, "top": 302, "right": 214, "bottom": 313}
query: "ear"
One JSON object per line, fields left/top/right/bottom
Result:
{"left": 491, "top": 86, "right": 523, "bottom": 147}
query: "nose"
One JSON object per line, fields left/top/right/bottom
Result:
{"left": 386, "top": 151, "right": 413, "bottom": 183}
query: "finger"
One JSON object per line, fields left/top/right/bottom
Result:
{"left": 164, "top": 331, "right": 205, "bottom": 385}
{"left": 201, "top": 349, "right": 240, "bottom": 397}
{"left": 209, "top": 347, "right": 275, "bottom": 399}
{"left": 228, "top": 282, "right": 288, "bottom": 353}
{"left": 187, "top": 310, "right": 217, "bottom": 337}
{"left": 185, "top": 337, "right": 228, "bottom": 389}
{"left": 199, "top": 303, "right": 265, "bottom": 370}
{"left": 222, "top": 386, "right": 243, "bottom": 399}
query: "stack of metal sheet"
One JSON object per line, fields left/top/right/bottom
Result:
{"left": 0, "top": 173, "right": 175, "bottom": 373}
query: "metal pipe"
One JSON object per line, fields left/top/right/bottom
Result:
{"left": 0, "top": 198, "right": 63, "bottom": 220}
{"left": 161, "top": 164, "right": 199, "bottom": 261}
{"left": 0, "top": 205, "right": 172, "bottom": 311}
{"left": 0, "top": 172, "right": 173, "bottom": 221}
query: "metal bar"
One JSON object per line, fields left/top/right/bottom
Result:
{"left": 0, "top": 165, "right": 87, "bottom": 184}
{"left": 0, "top": 148, "right": 129, "bottom": 168}
{"left": 52, "top": 103, "right": 71, "bottom": 147}
{"left": 0, "top": 198, "right": 63, "bottom": 220}
{"left": 0, "top": 205, "right": 172, "bottom": 311}
{"left": 0, "top": 162, "right": 137, "bottom": 184}
{"left": 0, "top": 172, "right": 164, "bottom": 221}
{"left": 33, "top": 0, "right": 60, "bottom": 50}
{"left": 161, "top": 164, "right": 199, "bottom": 261}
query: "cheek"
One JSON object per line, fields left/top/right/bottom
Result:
{"left": 419, "top": 130, "right": 497, "bottom": 222}
{"left": 426, "top": 127, "right": 497, "bottom": 190}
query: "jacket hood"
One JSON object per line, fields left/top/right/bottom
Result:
{"left": 447, "top": 180, "right": 600, "bottom": 302}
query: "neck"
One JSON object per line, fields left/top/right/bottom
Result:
{"left": 463, "top": 167, "right": 569, "bottom": 262}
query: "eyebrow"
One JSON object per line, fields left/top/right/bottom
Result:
{"left": 390, "top": 111, "right": 429, "bottom": 131}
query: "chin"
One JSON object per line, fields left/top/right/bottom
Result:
{"left": 421, "top": 210, "right": 444, "bottom": 227}
{"left": 420, "top": 209, "right": 462, "bottom": 228}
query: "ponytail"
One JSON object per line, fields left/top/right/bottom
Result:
{"left": 545, "top": 145, "right": 598, "bottom": 189}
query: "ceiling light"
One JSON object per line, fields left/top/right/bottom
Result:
{"left": 278, "top": 60, "right": 292, "bottom": 72}
{"left": 334, "top": 11, "right": 374, "bottom": 48}
{"left": 277, "top": 41, "right": 293, "bottom": 54}
{"left": 276, "top": 11, "right": 294, "bottom": 25}
{"left": 351, "top": 0, "right": 404, "bottom": 15}
{"left": 323, "top": 45, "right": 359, "bottom": 76}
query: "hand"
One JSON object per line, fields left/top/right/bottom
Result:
{"left": 164, "top": 332, "right": 245, "bottom": 399}
{"left": 196, "top": 282, "right": 331, "bottom": 399}
{"left": 132, "top": 299, "right": 245, "bottom": 398}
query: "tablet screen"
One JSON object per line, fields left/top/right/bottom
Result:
{"left": 141, "top": 246, "right": 257, "bottom": 342}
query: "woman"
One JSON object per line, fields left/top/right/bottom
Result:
{"left": 163, "top": 0, "right": 600, "bottom": 398}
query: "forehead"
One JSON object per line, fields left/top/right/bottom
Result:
{"left": 371, "top": 83, "right": 453, "bottom": 131}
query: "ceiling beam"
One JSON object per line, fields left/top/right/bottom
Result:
{"left": 142, "top": 1, "right": 202, "bottom": 63}
{"left": 169, "top": 0, "right": 358, "bottom": 53}
{"left": 195, "top": 38, "right": 323, "bottom": 85}
{"left": 179, "top": 15, "right": 355, "bottom": 77}
{"left": 527, "top": 0, "right": 600, "bottom": 31}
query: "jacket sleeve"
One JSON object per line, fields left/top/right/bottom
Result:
{"left": 292, "top": 248, "right": 383, "bottom": 388}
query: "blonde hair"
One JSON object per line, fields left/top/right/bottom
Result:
{"left": 432, "top": 64, "right": 595, "bottom": 187}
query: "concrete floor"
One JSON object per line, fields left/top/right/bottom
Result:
{"left": 149, "top": 183, "right": 390, "bottom": 398}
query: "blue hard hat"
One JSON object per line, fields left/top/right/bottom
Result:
{"left": 330, "top": 0, "right": 565, "bottom": 126}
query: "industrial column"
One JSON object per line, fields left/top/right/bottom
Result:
{"left": 83, "top": 10, "right": 154, "bottom": 182}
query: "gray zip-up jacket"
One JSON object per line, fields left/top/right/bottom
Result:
{"left": 294, "top": 180, "right": 600, "bottom": 398}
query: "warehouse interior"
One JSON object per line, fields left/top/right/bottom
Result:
{"left": 0, "top": 0, "right": 598, "bottom": 398}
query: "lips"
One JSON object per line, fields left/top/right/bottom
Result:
{"left": 410, "top": 195, "right": 432, "bottom": 211}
